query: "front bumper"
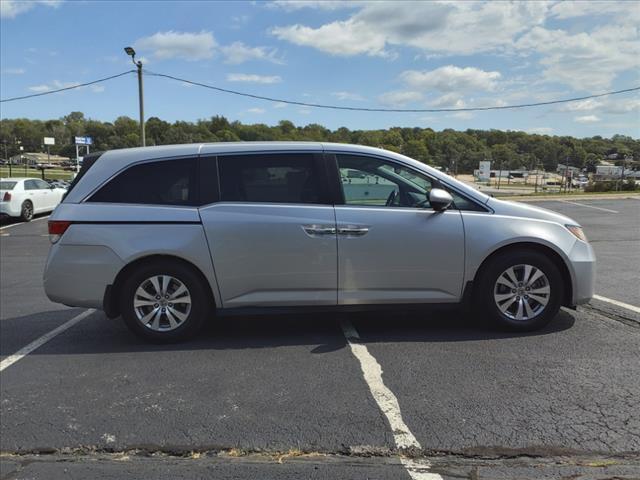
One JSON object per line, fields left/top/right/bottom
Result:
{"left": 567, "top": 239, "right": 596, "bottom": 306}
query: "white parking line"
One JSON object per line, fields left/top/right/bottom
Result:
{"left": 593, "top": 295, "right": 640, "bottom": 314}
{"left": 0, "top": 215, "right": 50, "bottom": 231}
{"left": 340, "top": 319, "right": 443, "bottom": 480}
{"left": 558, "top": 200, "right": 618, "bottom": 213}
{"left": 0, "top": 309, "right": 95, "bottom": 373}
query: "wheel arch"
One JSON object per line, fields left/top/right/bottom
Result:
{"left": 471, "top": 242, "right": 573, "bottom": 307}
{"left": 103, "top": 254, "right": 217, "bottom": 319}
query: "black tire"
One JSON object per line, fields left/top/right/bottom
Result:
{"left": 119, "top": 260, "right": 212, "bottom": 343}
{"left": 475, "top": 250, "right": 564, "bottom": 332}
{"left": 20, "top": 200, "right": 34, "bottom": 222}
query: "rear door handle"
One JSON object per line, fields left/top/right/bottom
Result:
{"left": 302, "top": 224, "right": 337, "bottom": 236}
{"left": 337, "top": 225, "right": 369, "bottom": 237}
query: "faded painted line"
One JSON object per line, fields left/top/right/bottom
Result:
{"left": 593, "top": 295, "right": 640, "bottom": 314}
{"left": 0, "top": 215, "right": 50, "bottom": 231}
{"left": 340, "top": 319, "right": 443, "bottom": 480}
{"left": 558, "top": 200, "right": 618, "bottom": 213}
{"left": 0, "top": 309, "right": 95, "bottom": 373}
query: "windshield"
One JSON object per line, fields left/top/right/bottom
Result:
{"left": 0, "top": 181, "right": 17, "bottom": 190}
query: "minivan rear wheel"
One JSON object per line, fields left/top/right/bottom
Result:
{"left": 475, "top": 250, "right": 563, "bottom": 331}
{"left": 119, "top": 260, "right": 210, "bottom": 342}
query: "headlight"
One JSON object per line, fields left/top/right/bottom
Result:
{"left": 566, "top": 224, "right": 588, "bottom": 242}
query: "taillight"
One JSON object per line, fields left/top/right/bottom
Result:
{"left": 2, "top": 192, "right": 10, "bottom": 201}
{"left": 48, "top": 220, "right": 72, "bottom": 243}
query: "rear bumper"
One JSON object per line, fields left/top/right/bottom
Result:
{"left": 44, "top": 243, "right": 124, "bottom": 309}
{"left": 0, "top": 202, "right": 20, "bottom": 218}
{"left": 568, "top": 240, "right": 596, "bottom": 306}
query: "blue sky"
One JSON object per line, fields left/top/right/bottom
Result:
{"left": 1, "top": 0, "right": 639, "bottom": 138}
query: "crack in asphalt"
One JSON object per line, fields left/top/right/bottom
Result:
{"left": 2, "top": 445, "right": 640, "bottom": 461}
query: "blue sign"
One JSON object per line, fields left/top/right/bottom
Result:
{"left": 74, "top": 136, "right": 93, "bottom": 145}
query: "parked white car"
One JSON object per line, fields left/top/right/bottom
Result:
{"left": 0, "top": 178, "right": 66, "bottom": 221}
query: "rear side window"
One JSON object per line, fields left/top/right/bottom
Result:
{"left": 24, "top": 180, "right": 38, "bottom": 190}
{"left": 218, "top": 153, "right": 324, "bottom": 204}
{"left": 89, "top": 158, "right": 198, "bottom": 206}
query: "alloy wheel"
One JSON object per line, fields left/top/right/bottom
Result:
{"left": 133, "top": 275, "right": 192, "bottom": 332}
{"left": 493, "top": 264, "right": 550, "bottom": 321}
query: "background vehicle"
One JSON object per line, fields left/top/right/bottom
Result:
{"left": 1, "top": 177, "right": 66, "bottom": 221}
{"left": 44, "top": 143, "right": 595, "bottom": 342}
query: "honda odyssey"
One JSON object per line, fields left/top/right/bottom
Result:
{"left": 44, "top": 143, "right": 595, "bottom": 342}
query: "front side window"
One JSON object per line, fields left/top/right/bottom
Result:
{"left": 218, "top": 153, "right": 323, "bottom": 204}
{"left": 89, "top": 158, "right": 198, "bottom": 206}
{"left": 337, "top": 154, "right": 434, "bottom": 208}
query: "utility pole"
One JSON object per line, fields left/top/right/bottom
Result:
{"left": 124, "top": 46, "right": 145, "bottom": 147}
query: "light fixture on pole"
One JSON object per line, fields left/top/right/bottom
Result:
{"left": 124, "top": 46, "right": 145, "bottom": 147}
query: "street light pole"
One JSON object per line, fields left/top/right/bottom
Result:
{"left": 124, "top": 47, "right": 145, "bottom": 147}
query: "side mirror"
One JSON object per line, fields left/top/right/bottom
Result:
{"left": 428, "top": 188, "right": 453, "bottom": 212}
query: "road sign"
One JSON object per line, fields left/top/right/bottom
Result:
{"left": 44, "top": 137, "right": 55, "bottom": 145}
{"left": 478, "top": 161, "right": 491, "bottom": 181}
{"left": 74, "top": 136, "right": 93, "bottom": 145}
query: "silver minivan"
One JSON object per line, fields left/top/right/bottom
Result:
{"left": 44, "top": 143, "right": 595, "bottom": 342}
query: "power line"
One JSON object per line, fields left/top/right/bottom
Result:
{"left": 2, "top": 68, "right": 639, "bottom": 113}
{"left": 0, "top": 70, "right": 136, "bottom": 103}
{"left": 146, "top": 70, "right": 640, "bottom": 113}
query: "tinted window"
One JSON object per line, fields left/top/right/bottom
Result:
{"left": 24, "top": 180, "right": 38, "bottom": 191}
{"left": 218, "top": 153, "right": 323, "bottom": 204}
{"left": 89, "top": 158, "right": 198, "bottom": 206}
{"left": 448, "top": 190, "right": 487, "bottom": 212}
{"left": 35, "top": 179, "right": 50, "bottom": 189}
{"left": 0, "top": 181, "right": 16, "bottom": 190}
{"left": 337, "top": 154, "right": 434, "bottom": 208}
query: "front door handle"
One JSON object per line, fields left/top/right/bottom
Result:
{"left": 302, "top": 224, "right": 337, "bottom": 236}
{"left": 337, "top": 225, "right": 370, "bottom": 237}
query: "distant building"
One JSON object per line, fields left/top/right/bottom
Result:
{"left": 9, "top": 152, "right": 70, "bottom": 166}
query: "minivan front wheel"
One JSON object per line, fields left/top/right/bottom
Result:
{"left": 120, "top": 260, "right": 210, "bottom": 342}
{"left": 476, "top": 250, "right": 563, "bottom": 331}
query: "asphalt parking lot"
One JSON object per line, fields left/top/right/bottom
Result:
{"left": 1, "top": 197, "right": 639, "bottom": 479}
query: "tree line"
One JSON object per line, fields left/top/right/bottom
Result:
{"left": 1, "top": 112, "right": 638, "bottom": 173}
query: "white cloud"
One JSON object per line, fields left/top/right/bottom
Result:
{"left": 449, "top": 111, "right": 474, "bottom": 120}
{"left": 273, "top": 102, "right": 288, "bottom": 108}
{"left": 516, "top": 25, "right": 639, "bottom": 91}
{"left": 331, "top": 91, "right": 364, "bottom": 101}
{"left": 28, "top": 84, "right": 51, "bottom": 93}
{"left": 272, "top": 2, "right": 548, "bottom": 56}
{"left": 134, "top": 31, "right": 216, "bottom": 61}
{"left": 1, "top": 0, "right": 62, "bottom": 19}
{"left": 272, "top": 20, "right": 391, "bottom": 57}
{"left": 220, "top": 42, "right": 284, "bottom": 65}
{"left": 247, "top": 107, "right": 266, "bottom": 114}
{"left": 269, "top": 1, "right": 356, "bottom": 11}
{"left": 558, "top": 99, "right": 604, "bottom": 112}
{"left": 550, "top": 1, "right": 639, "bottom": 21}
{"left": 227, "top": 73, "right": 282, "bottom": 84}
{"left": 2, "top": 68, "right": 25, "bottom": 74}
{"left": 527, "top": 127, "right": 553, "bottom": 135}
{"left": 378, "top": 90, "right": 423, "bottom": 107}
{"left": 602, "top": 98, "right": 640, "bottom": 115}
{"left": 574, "top": 115, "right": 600, "bottom": 123}
{"left": 270, "top": 1, "right": 638, "bottom": 94}
{"left": 400, "top": 66, "right": 501, "bottom": 93}
{"left": 27, "top": 79, "right": 105, "bottom": 94}
{"left": 430, "top": 93, "right": 466, "bottom": 108}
